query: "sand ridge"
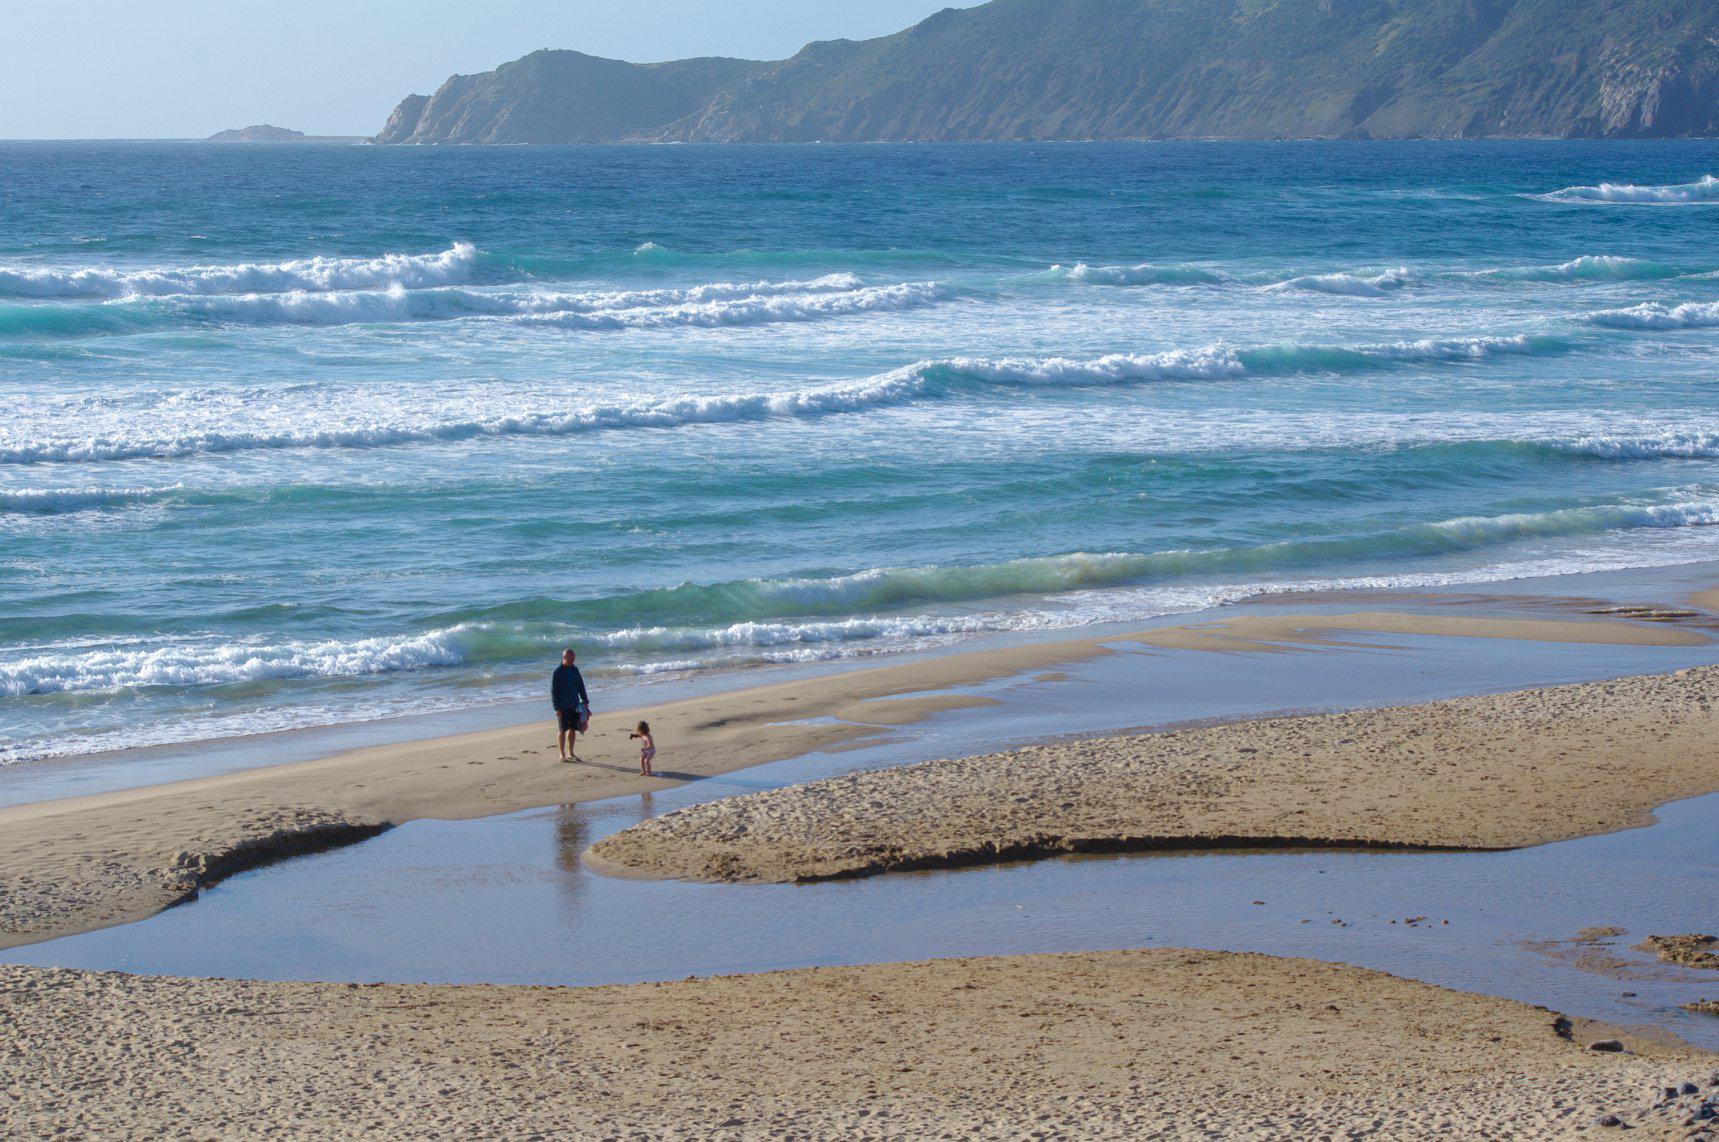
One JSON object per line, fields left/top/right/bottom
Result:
{"left": 589, "top": 663, "right": 1719, "bottom": 883}
{"left": 3, "top": 948, "right": 1711, "bottom": 1140}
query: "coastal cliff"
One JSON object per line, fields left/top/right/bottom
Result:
{"left": 373, "top": 0, "right": 1718, "bottom": 144}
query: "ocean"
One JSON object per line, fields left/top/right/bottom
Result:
{"left": 2, "top": 139, "right": 1716, "bottom": 766}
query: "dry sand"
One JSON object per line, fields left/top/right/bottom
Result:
{"left": 5, "top": 604, "right": 1700, "bottom": 949}
{"left": 4, "top": 948, "right": 1714, "bottom": 1140}
{"left": 589, "top": 663, "right": 1719, "bottom": 883}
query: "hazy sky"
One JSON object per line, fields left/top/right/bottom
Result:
{"left": 0, "top": 1, "right": 985, "bottom": 139}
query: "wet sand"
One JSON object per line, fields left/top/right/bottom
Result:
{"left": 0, "top": 606, "right": 1704, "bottom": 949}
{"left": 589, "top": 662, "right": 1719, "bottom": 883}
{"left": 5, "top": 948, "right": 1712, "bottom": 1140}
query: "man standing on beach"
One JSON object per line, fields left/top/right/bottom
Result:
{"left": 551, "top": 648, "right": 591, "bottom": 763}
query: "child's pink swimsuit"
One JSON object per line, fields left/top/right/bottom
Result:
{"left": 640, "top": 744, "right": 656, "bottom": 765}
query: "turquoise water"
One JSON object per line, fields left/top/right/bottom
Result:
{"left": 2, "top": 140, "right": 1718, "bottom": 765}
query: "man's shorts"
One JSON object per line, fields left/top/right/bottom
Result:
{"left": 558, "top": 709, "right": 583, "bottom": 733}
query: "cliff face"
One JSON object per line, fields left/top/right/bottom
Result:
{"left": 372, "top": 0, "right": 1719, "bottom": 144}
{"left": 371, "top": 51, "right": 765, "bottom": 144}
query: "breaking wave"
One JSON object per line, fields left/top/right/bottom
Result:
{"left": 0, "top": 484, "right": 182, "bottom": 514}
{"left": 0, "top": 332, "right": 1571, "bottom": 464}
{"left": 0, "top": 630, "right": 468, "bottom": 697}
{"left": 1480, "top": 255, "right": 1682, "bottom": 282}
{"left": 1584, "top": 300, "right": 1719, "bottom": 331}
{"left": 0, "top": 244, "right": 479, "bottom": 299}
{"left": 521, "top": 281, "right": 945, "bottom": 330}
{"left": 1265, "top": 268, "right": 1414, "bottom": 297}
{"left": 0, "top": 372, "right": 937, "bottom": 464}
{"left": 1546, "top": 431, "right": 1719, "bottom": 459}
{"left": 0, "top": 274, "right": 941, "bottom": 336}
{"left": 1048, "top": 261, "right": 1223, "bottom": 285}
{"left": 1537, "top": 175, "right": 1719, "bottom": 205}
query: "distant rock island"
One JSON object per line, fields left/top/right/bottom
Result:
{"left": 373, "top": 0, "right": 1717, "bottom": 145}
{"left": 207, "top": 124, "right": 363, "bottom": 143}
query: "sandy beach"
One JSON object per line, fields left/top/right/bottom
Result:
{"left": 591, "top": 658, "right": 1719, "bottom": 882}
{"left": 5, "top": 948, "right": 1714, "bottom": 1140}
{"left": 0, "top": 603, "right": 1705, "bottom": 949}
{"left": 5, "top": 595, "right": 1719, "bottom": 1141}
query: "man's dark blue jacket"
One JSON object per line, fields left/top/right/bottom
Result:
{"left": 551, "top": 663, "right": 589, "bottom": 712}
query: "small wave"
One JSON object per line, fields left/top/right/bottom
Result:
{"left": 932, "top": 347, "right": 1248, "bottom": 385}
{"left": 1481, "top": 255, "right": 1681, "bottom": 282}
{"left": 160, "top": 273, "right": 882, "bottom": 328}
{"left": 0, "top": 244, "right": 478, "bottom": 299}
{"left": 1584, "top": 300, "right": 1719, "bottom": 331}
{"left": 1047, "top": 262, "right": 1223, "bottom": 286}
{"left": 1537, "top": 175, "right": 1719, "bottom": 205}
{"left": 1424, "top": 499, "right": 1719, "bottom": 543}
{"left": 0, "top": 302, "right": 151, "bottom": 339}
{"left": 932, "top": 333, "right": 1557, "bottom": 388}
{"left": 1265, "top": 268, "right": 1414, "bottom": 298}
{"left": 0, "top": 484, "right": 181, "bottom": 514}
{"left": 610, "top": 552, "right": 1164, "bottom": 624}
{"left": 523, "top": 281, "right": 946, "bottom": 330}
{"left": 613, "top": 242, "right": 959, "bottom": 274}
{"left": 0, "top": 274, "right": 932, "bottom": 337}
{"left": 1547, "top": 432, "right": 1719, "bottom": 460}
{"left": 0, "top": 629, "right": 467, "bottom": 697}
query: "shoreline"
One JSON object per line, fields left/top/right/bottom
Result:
{"left": 1, "top": 589, "right": 1713, "bottom": 951}
{"left": 14, "top": 556, "right": 1719, "bottom": 802}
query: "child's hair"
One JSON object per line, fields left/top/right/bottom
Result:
{"left": 635, "top": 720, "right": 651, "bottom": 735}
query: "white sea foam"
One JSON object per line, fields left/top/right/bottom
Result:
{"left": 523, "top": 281, "right": 946, "bottom": 330}
{"left": 1425, "top": 498, "right": 1719, "bottom": 544}
{"left": 0, "top": 628, "right": 468, "bottom": 697}
{"left": 148, "top": 273, "right": 886, "bottom": 328}
{"left": 1538, "top": 174, "right": 1719, "bottom": 204}
{"left": 1584, "top": 300, "right": 1719, "bottom": 330}
{"left": 0, "top": 484, "right": 180, "bottom": 514}
{"left": 0, "top": 244, "right": 479, "bottom": 299}
{"left": 1479, "top": 255, "right": 1679, "bottom": 282}
{"left": 0, "top": 334, "right": 1576, "bottom": 464}
{"left": 1048, "top": 262, "right": 1223, "bottom": 285}
{"left": 0, "top": 371, "right": 936, "bottom": 463}
{"left": 1265, "top": 268, "right": 1414, "bottom": 298}
{"left": 937, "top": 347, "right": 1249, "bottom": 384}
{"left": 1549, "top": 431, "right": 1719, "bottom": 459}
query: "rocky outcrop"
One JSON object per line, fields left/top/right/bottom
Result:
{"left": 207, "top": 124, "right": 364, "bottom": 143}
{"left": 206, "top": 124, "right": 309, "bottom": 143}
{"left": 373, "top": 96, "right": 429, "bottom": 144}
{"left": 373, "top": 0, "right": 1718, "bottom": 144}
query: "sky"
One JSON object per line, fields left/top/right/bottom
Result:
{"left": 0, "top": 0, "right": 986, "bottom": 139}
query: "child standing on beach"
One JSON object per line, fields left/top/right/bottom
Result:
{"left": 629, "top": 720, "right": 656, "bottom": 777}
